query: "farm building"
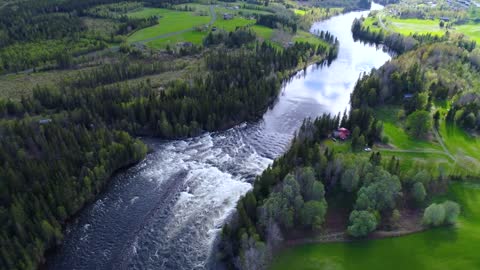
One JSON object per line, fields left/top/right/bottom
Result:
{"left": 223, "top": 13, "right": 234, "bottom": 20}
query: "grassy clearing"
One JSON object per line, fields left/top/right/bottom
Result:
{"left": 82, "top": 17, "right": 119, "bottom": 36}
{"left": 369, "top": 12, "right": 480, "bottom": 43}
{"left": 270, "top": 183, "right": 480, "bottom": 270}
{"left": 127, "top": 8, "right": 210, "bottom": 43}
{"left": 388, "top": 17, "right": 444, "bottom": 36}
{"left": 293, "top": 9, "right": 306, "bottom": 15}
{"left": 374, "top": 106, "right": 442, "bottom": 151}
{"left": 251, "top": 25, "right": 274, "bottom": 40}
{"left": 0, "top": 69, "right": 85, "bottom": 100}
{"left": 213, "top": 17, "right": 255, "bottom": 32}
{"left": 146, "top": 30, "right": 206, "bottom": 48}
{"left": 293, "top": 30, "right": 329, "bottom": 46}
{"left": 455, "top": 24, "right": 480, "bottom": 43}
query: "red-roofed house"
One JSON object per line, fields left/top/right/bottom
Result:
{"left": 333, "top": 127, "right": 350, "bottom": 140}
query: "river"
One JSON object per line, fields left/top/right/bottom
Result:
{"left": 47, "top": 3, "right": 391, "bottom": 270}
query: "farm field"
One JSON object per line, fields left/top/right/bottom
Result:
{"left": 455, "top": 24, "right": 480, "bottom": 42}
{"left": 388, "top": 17, "right": 444, "bottom": 36}
{"left": 366, "top": 12, "right": 480, "bottom": 43}
{"left": 270, "top": 183, "right": 480, "bottom": 270}
{"left": 127, "top": 8, "right": 211, "bottom": 43}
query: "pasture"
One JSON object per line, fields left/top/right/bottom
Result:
{"left": 127, "top": 8, "right": 211, "bottom": 43}
{"left": 387, "top": 17, "right": 444, "bottom": 36}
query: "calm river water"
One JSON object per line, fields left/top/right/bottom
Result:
{"left": 47, "top": 3, "right": 391, "bottom": 270}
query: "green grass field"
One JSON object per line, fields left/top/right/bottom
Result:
{"left": 374, "top": 106, "right": 442, "bottom": 151}
{"left": 293, "top": 9, "right": 306, "bottom": 15}
{"left": 213, "top": 17, "right": 255, "bottom": 32}
{"left": 455, "top": 24, "right": 480, "bottom": 43}
{"left": 127, "top": 8, "right": 211, "bottom": 43}
{"left": 368, "top": 12, "right": 480, "bottom": 43}
{"left": 388, "top": 18, "right": 444, "bottom": 36}
{"left": 146, "top": 30, "right": 206, "bottom": 48}
{"left": 270, "top": 183, "right": 480, "bottom": 270}
{"left": 251, "top": 25, "right": 274, "bottom": 40}
{"left": 293, "top": 30, "right": 329, "bottom": 47}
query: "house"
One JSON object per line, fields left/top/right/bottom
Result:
{"left": 223, "top": 13, "right": 234, "bottom": 20}
{"left": 333, "top": 127, "right": 351, "bottom": 140}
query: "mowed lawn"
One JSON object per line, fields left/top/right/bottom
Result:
{"left": 127, "top": 8, "right": 211, "bottom": 43}
{"left": 374, "top": 106, "right": 442, "bottom": 151}
{"left": 270, "top": 183, "right": 480, "bottom": 270}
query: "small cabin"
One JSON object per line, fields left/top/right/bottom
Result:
{"left": 223, "top": 13, "right": 234, "bottom": 20}
{"left": 333, "top": 127, "right": 351, "bottom": 140}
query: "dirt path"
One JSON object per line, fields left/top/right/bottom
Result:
{"left": 432, "top": 127, "right": 457, "bottom": 161}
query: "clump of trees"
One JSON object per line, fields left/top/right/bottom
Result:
{"left": 406, "top": 110, "right": 432, "bottom": 138}
{"left": 423, "top": 201, "right": 460, "bottom": 226}
{"left": 347, "top": 210, "right": 378, "bottom": 237}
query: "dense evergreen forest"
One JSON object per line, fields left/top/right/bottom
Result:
{"left": 0, "top": 118, "right": 147, "bottom": 269}
{"left": 0, "top": 0, "right": 162, "bottom": 73}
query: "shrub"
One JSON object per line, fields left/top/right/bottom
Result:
{"left": 347, "top": 210, "right": 377, "bottom": 237}
{"left": 423, "top": 201, "right": 460, "bottom": 227}
{"left": 412, "top": 182, "right": 427, "bottom": 204}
